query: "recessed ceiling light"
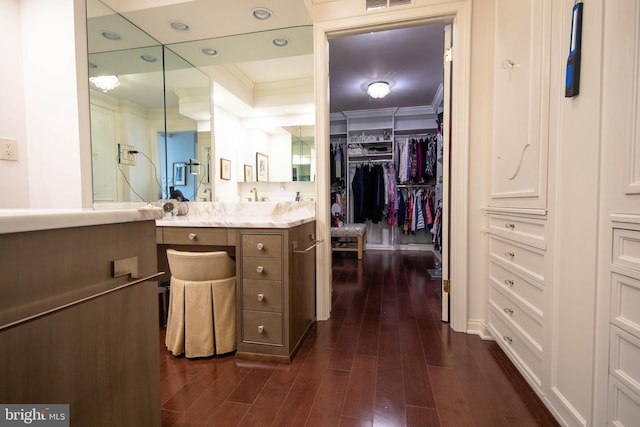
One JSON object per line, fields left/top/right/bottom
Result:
{"left": 201, "top": 47, "right": 218, "bottom": 56}
{"left": 101, "top": 30, "right": 121, "bottom": 41}
{"left": 251, "top": 7, "right": 273, "bottom": 20}
{"left": 169, "top": 20, "right": 189, "bottom": 31}
{"left": 88, "top": 62, "right": 98, "bottom": 69}
{"left": 140, "top": 55, "right": 157, "bottom": 62}
{"left": 272, "top": 38, "right": 289, "bottom": 47}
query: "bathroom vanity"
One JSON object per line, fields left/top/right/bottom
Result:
{"left": 156, "top": 201, "right": 317, "bottom": 363}
{"left": 0, "top": 207, "right": 163, "bottom": 427}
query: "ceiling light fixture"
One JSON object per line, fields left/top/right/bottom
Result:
{"left": 251, "top": 7, "right": 273, "bottom": 20}
{"left": 201, "top": 47, "right": 218, "bottom": 56}
{"left": 272, "top": 38, "right": 289, "bottom": 47}
{"left": 140, "top": 55, "right": 157, "bottom": 62}
{"left": 169, "top": 20, "right": 189, "bottom": 31}
{"left": 90, "top": 75, "right": 120, "bottom": 92}
{"left": 367, "top": 81, "right": 390, "bottom": 99}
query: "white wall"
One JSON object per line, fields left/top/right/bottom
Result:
{"left": 0, "top": 0, "right": 92, "bottom": 209}
{"left": 0, "top": 0, "right": 30, "bottom": 208}
{"left": 467, "top": 0, "right": 495, "bottom": 331}
{"left": 268, "top": 133, "right": 293, "bottom": 182}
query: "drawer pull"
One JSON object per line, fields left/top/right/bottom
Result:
{"left": 256, "top": 265, "right": 264, "bottom": 274}
{"left": 503, "top": 307, "right": 514, "bottom": 315}
{"left": 256, "top": 242, "right": 264, "bottom": 251}
{"left": 256, "top": 293, "right": 264, "bottom": 302}
{"left": 257, "top": 325, "right": 264, "bottom": 334}
{"left": 505, "top": 223, "right": 515, "bottom": 230}
{"left": 188, "top": 233, "right": 197, "bottom": 240}
{"left": 504, "top": 251, "right": 515, "bottom": 258}
{"left": 504, "top": 279, "right": 514, "bottom": 287}
{"left": 503, "top": 335, "right": 513, "bottom": 343}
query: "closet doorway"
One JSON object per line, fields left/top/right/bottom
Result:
{"left": 327, "top": 21, "right": 453, "bottom": 322}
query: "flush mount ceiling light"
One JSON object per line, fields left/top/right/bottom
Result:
{"left": 169, "top": 20, "right": 189, "bottom": 31}
{"left": 201, "top": 47, "right": 218, "bottom": 56}
{"left": 90, "top": 75, "right": 120, "bottom": 92}
{"left": 251, "top": 7, "right": 273, "bottom": 20}
{"left": 367, "top": 81, "right": 390, "bottom": 99}
{"left": 140, "top": 55, "right": 157, "bottom": 62}
{"left": 101, "top": 30, "right": 121, "bottom": 41}
{"left": 272, "top": 37, "right": 289, "bottom": 47}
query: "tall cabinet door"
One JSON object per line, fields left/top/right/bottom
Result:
{"left": 601, "top": 1, "right": 640, "bottom": 425}
{"left": 490, "top": 0, "right": 551, "bottom": 210}
{"left": 486, "top": 0, "right": 552, "bottom": 416}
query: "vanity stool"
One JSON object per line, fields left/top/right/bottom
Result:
{"left": 164, "top": 249, "right": 237, "bottom": 358}
{"left": 330, "top": 223, "right": 366, "bottom": 260}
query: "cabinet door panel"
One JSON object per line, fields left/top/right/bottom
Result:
{"left": 491, "top": 0, "right": 550, "bottom": 208}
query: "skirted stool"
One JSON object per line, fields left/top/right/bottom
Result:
{"left": 164, "top": 249, "right": 237, "bottom": 358}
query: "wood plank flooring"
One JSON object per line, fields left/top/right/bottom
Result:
{"left": 159, "top": 250, "right": 560, "bottom": 426}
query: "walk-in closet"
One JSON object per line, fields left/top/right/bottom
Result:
{"left": 327, "top": 21, "right": 447, "bottom": 265}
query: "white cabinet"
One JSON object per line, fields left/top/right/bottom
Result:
{"left": 490, "top": 0, "right": 551, "bottom": 209}
{"left": 486, "top": 212, "right": 546, "bottom": 392}
{"left": 600, "top": 2, "right": 640, "bottom": 424}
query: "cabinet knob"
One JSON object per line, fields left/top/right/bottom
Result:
{"left": 257, "top": 293, "right": 264, "bottom": 302}
{"left": 503, "top": 335, "right": 513, "bottom": 343}
{"left": 257, "top": 325, "right": 264, "bottom": 334}
{"left": 256, "top": 265, "right": 264, "bottom": 274}
{"left": 505, "top": 223, "right": 515, "bottom": 230}
{"left": 504, "top": 251, "right": 515, "bottom": 258}
{"left": 188, "top": 233, "right": 197, "bottom": 240}
{"left": 501, "top": 59, "right": 520, "bottom": 70}
{"left": 256, "top": 242, "right": 264, "bottom": 251}
{"left": 504, "top": 279, "right": 514, "bottom": 287}
{"left": 503, "top": 307, "right": 514, "bottom": 315}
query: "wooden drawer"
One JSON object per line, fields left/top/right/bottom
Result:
{"left": 488, "top": 214, "right": 546, "bottom": 250}
{"left": 243, "top": 279, "right": 283, "bottom": 312}
{"left": 488, "top": 305, "right": 542, "bottom": 388}
{"left": 242, "top": 257, "right": 283, "bottom": 281}
{"left": 242, "top": 233, "right": 283, "bottom": 258}
{"left": 489, "top": 236, "right": 545, "bottom": 283}
{"left": 242, "top": 310, "right": 283, "bottom": 345}
{"left": 489, "top": 283, "right": 543, "bottom": 348}
{"left": 489, "top": 260, "right": 544, "bottom": 313}
{"left": 161, "top": 227, "right": 228, "bottom": 245}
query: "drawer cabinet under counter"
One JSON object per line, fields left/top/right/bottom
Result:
{"left": 156, "top": 220, "right": 316, "bottom": 363}
{"left": 236, "top": 221, "right": 317, "bottom": 363}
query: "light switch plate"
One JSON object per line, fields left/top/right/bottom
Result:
{"left": 0, "top": 137, "right": 18, "bottom": 161}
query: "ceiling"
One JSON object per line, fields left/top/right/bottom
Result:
{"left": 97, "top": 0, "right": 446, "bottom": 114}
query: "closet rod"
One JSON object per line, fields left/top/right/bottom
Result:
{"left": 397, "top": 184, "right": 435, "bottom": 188}
{"left": 349, "top": 159, "right": 392, "bottom": 164}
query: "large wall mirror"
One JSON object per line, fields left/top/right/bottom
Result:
{"left": 87, "top": 0, "right": 315, "bottom": 204}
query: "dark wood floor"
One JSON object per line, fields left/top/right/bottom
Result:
{"left": 159, "top": 250, "right": 560, "bottom": 426}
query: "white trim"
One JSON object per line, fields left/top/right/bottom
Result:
{"left": 313, "top": 0, "right": 472, "bottom": 332}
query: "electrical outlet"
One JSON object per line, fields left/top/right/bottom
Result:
{"left": 0, "top": 137, "right": 18, "bottom": 161}
{"left": 118, "top": 143, "right": 136, "bottom": 165}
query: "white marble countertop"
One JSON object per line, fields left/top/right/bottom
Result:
{"left": 155, "top": 201, "right": 315, "bottom": 229}
{"left": 0, "top": 206, "right": 163, "bottom": 234}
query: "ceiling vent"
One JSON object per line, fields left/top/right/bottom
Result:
{"left": 366, "top": 0, "right": 411, "bottom": 10}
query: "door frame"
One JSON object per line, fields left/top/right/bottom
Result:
{"left": 313, "top": 1, "right": 472, "bottom": 332}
